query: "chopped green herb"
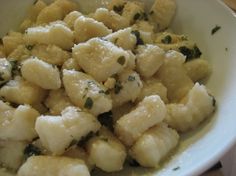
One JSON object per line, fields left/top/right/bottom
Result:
{"left": 24, "top": 144, "right": 41, "bottom": 159}
{"left": 178, "top": 45, "right": 202, "bottom": 61}
{"left": 113, "top": 5, "right": 125, "bottom": 14}
{"left": 98, "top": 111, "right": 113, "bottom": 131}
{"left": 128, "top": 75, "right": 135, "bottom": 81}
{"left": 172, "top": 166, "right": 180, "bottom": 171}
{"left": 211, "top": 25, "right": 221, "bottom": 35}
{"left": 84, "top": 97, "right": 93, "bottom": 109}
{"left": 10, "top": 60, "right": 21, "bottom": 76}
{"left": 133, "top": 13, "right": 141, "bottom": 21}
{"left": 192, "top": 45, "right": 202, "bottom": 58}
{"left": 149, "top": 10, "right": 154, "bottom": 15}
{"left": 99, "top": 89, "right": 110, "bottom": 95}
{"left": 129, "top": 159, "right": 140, "bottom": 167}
{"left": 25, "top": 45, "right": 34, "bottom": 51}
{"left": 131, "top": 30, "right": 144, "bottom": 46}
{"left": 161, "top": 35, "right": 172, "bottom": 44}
{"left": 114, "top": 81, "right": 123, "bottom": 94}
{"left": 117, "top": 56, "right": 126, "bottom": 65}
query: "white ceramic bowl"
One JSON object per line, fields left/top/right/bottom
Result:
{"left": 1, "top": 0, "right": 236, "bottom": 175}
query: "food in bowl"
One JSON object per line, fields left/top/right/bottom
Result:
{"left": 0, "top": 0, "right": 216, "bottom": 175}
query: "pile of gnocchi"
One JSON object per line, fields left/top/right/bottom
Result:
{"left": 0, "top": 0, "right": 216, "bottom": 175}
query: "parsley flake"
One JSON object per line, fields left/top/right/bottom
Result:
{"left": 179, "top": 45, "right": 202, "bottom": 61}
{"left": 133, "top": 13, "right": 141, "bottom": 21}
{"left": 128, "top": 75, "right": 135, "bottom": 81}
{"left": 211, "top": 25, "right": 221, "bottom": 35}
{"left": 114, "top": 81, "right": 123, "bottom": 94}
{"left": 25, "top": 45, "right": 34, "bottom": 51}
{"left": 24, "top": 144, "right": 41, "bottom": 159}
{"left": 161, "top": 35, "right": 172, "bottom": 44}
{"left": 131, "top": 30, "right": 144, "bottom": 46}
{"left": 117, "top": 56, "right": 126, "bottom": 65}
{"left": 172, "top": 166, "right": 180, "bottom": 171}
{"left": 113, "top": 5, "right": 125, "bottom": 15}
{"left": 84, "top": 97, "right": 93, "bottom": 109}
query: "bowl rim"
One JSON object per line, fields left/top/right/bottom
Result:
{"left": 181, "top": 1, "right": 236, "bottom": 175}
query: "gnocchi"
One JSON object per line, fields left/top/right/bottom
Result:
{"left": 0, "top": 0, "right": 216, "bottom": 174}
{"left": 17, "top": 156, "right": 90, "bottom": 176}
{"left": 35, "top": 106, "right": 101, "bottom": 155}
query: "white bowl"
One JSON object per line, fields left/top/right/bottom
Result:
{"left": 1, "top": 0, "right": 236, "bottom": 175}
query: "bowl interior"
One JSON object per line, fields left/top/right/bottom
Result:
{"left": 1, "top": 0, "right": 236, "bottom": 175}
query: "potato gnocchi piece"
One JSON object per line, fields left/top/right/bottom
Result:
{"left": 62, "top": 58, "right": 81, "bottom": 71}
{"left": 86, "top": 127, "right": 126, "bottom": 172}
{"left": 0, "top": 140, "right": 27, "bottom": 171}
{"left": 21, "top": 57, "right": 61, "bottom": 90}
{"left": 64, "top": 11, "right": 83, "bottom": 29}
{"left": 136, "top": 44, "right": 165, "bottom": 78}
{"left": 17, "top": 156, "right": 90, "bottom": 176}
{"left": 2, "top": 31, "right": 24, "bottom": 56}
{"left": 73, "top": 38, "right": 130, "bottom": 82}
{"left": 184, "top": 59, "right": 211, "bottom": 82}
{"left": 63, "top": 70, "right": 112, "bottom": 116}
{"left": 74, "top": 16, "right": 112, "bottom": 43}
{"left": 129, "top": 123, "right": 179, "bottom": 167}
{"left": 115, "top": 95, "right": 166, "bottom": 146}
{"left": 165, "top": 83, "right": 215, "bottom": 132}
{"left": 36, "top": 0, "right": 78, "bottom": 24}
{"left": 45, "top": 88, "right": 73, "bottom": 115}
{"left": 8, "top": 45, "right": 31, "bottom": 61}
{"left": 0, "top": 58, "right": 12, "bottom": 85}
{"left": 111, "top": 69, "right": 142, "bottom": 107}
{"left": 93, "top": 8, "right": 129, "bottom": 31}
{"left": 149, "top": 0, "right": 176, "bottom": 31}
{"left": 0, "top": 101, "right": 39, "bottom": 141}
{"left": 31, "top": 44, "right": 70, "bottom": 65}
{"left": 35, "top": 106, "right": 101, "bottom": 155}
{"left": 64, "top": 146, "right": 94, "bottom": 171}
{"left": 122, "top": 1, "right": 145, "bottom": 24}
{"left": 25, "top": 22, "right": 74, "bottom": 50}
{"left": 20, "top": 0, "right": 47, "bottom": 31}
{"left": 137, "top": 78, "right": 168, "bottom": 103}
{"left": 0, "top": 76, "right": 47, "bottom": 105}
{"left": 104, "top": 27, "right": 137, "bottom": 50}
{"left": 156, "top": 50, "right": 194, "bottom": 102}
